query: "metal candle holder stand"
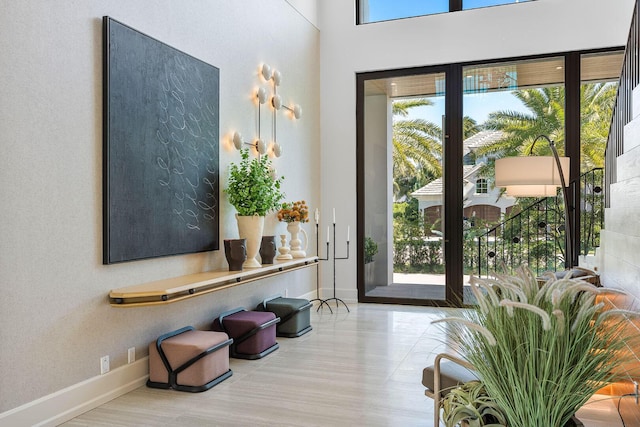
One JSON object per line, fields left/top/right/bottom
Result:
{"left": 310, "top": 223, "right": 350, "bottom": 313}
{"left": 310, "top": 223, "right": 332, "bottom": 313}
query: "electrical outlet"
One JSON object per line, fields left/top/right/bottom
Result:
{"left": 128, "top": 347, "right": 135, "bottom": 364}
{"left": 285, "top": 288, "right": 289, "bottom": 297}
{"left": 100, "top": 355, "right": 110, "bottom": 375}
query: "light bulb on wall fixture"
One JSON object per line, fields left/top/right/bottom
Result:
{"left": 272, "top": 142, "right": 282, "bottom": 158}
{"left": 261, "top": 63, "right": 272, "bottom": 81}
{"left": 271, "top": 94, "right": 282, "bottom": 110}
{"left": 255, "top": 139, "right": 267, "bottom": 155}
{"left": 231, "top": 62, "right": 297, "bottom": 161}
{"left": 269, "top": 167, "right": 278, "bottom": 180}
{"left": 272, "top": 69, "right": 282, "bottom": 86}
{"left": 232, "top": 132, "right": 266, "bottom": 155}
{"left": 256, "top": 87, "right": 268, "bottom": 104}
{"left": 283, "top": 104, "right": 302, "bottom": 119}
{"left": 232, "top": 132, "right": 243, "bottom": 150}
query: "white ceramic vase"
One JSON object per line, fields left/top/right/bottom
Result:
{"left": 287, "top": 221, "right": 308, "bottom": 258}
{"left": 276, "top": 234, "right": 293, "bottom": 260}
{"left": 235, "top": 214, "right": 264, "bottom": 268}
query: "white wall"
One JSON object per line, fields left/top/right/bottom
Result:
{"left": 0, "top": 0, "right": 319, "bottom": 414}
{"left": 317, "top": 0, "right": 635, "bottom": 299}
{"left": 286, "top": 0, "right": 319, "bottom": 28}
{"left": 0, "top": 0, "right": 635, "bottom": 419}
{"left": 600, "top": 86, "right": 640, "bottom": 296}
{"left": 363, "top": 95, "right": 391, "bottom": 291}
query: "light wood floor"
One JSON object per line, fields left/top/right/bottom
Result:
{"left": 63, "top": 303, "right": 455, "bottom": 426}
{"left": 62, "top": 303, "right": 626, "bottom": 427}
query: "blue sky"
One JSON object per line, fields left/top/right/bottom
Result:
{"left": 404, "top": 91, "right": 529, "bottom": 127}
{"left": 366, "top": 0, "right": 531, "bottom": 22}
{"left": 369, "top": 0, "right": 534, "bottom": 126}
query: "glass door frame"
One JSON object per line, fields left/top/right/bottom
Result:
{"left": 356, "top": 47, "right": 622, "bottom": 308}
{"left": 356, "top": 64, "right": 465, "bottom": 307}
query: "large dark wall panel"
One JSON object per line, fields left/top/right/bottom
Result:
{"left": 103, "top": 17, "right": 220, "bottom": 264}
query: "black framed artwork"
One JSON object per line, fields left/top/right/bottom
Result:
{"left": 103, "top": 17, "right": 220, "bottom": 264}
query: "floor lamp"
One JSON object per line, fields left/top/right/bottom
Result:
{"left": 494, "top": 135, "right": 574, "bottom": 268}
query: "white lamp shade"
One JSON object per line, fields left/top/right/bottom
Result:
{"left": 505, "top": 185, "right": 559, "bottom": 197}
{"left": 495, "top": 156, "right": 569, "bottom": 187}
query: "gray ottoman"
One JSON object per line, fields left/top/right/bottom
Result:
{"left": 257, "top": 295, "right": 312, "bottom": 337}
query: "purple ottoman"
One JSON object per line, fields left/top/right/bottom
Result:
{"left": 147, "top": 326, "right": 233, "bottom": 392}
{"left": 212, "top": 308, "right": 280, "bottom": 359}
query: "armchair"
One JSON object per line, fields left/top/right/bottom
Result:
{"left": 422, "top": 353, "right": 478, "bottom": 426}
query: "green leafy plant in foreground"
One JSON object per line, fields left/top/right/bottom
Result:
{"left": 442, "top": 380, "right": 508, "bottom": 427}
{"left": 225, "top": 148, "right": 284, "bottom": 216}
{"left": 434, "top": 266, "right": 637, "bottom": 427}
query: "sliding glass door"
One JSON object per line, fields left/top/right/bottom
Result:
{"left": 357, "top": 49, "right": 623, "bottom": 307}
{"left": 357, "top": 66, "right": 463, "bottom": 305}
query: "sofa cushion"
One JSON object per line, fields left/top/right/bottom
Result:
{"left": 422, "top": 360, "right": 478, "bottom": 395}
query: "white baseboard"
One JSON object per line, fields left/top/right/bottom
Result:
{"left": 0, "top": 357, "right": 149, "bottom": 427}
{"left": 299, "top": 288, "right": 357, "bottom": 303}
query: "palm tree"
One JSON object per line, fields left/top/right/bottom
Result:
{"left": 580, "top": 82, "right": 617, "bottom": 170}
{"left": 474, "top": 84, "right": 616, "bottom": 268}
{"left": 392, "top": 99, "right": 482, "bottom": 199}
{"left": 392, "top": 99, "right": 443, "bottom": 199}
{"left": 477, "top": 83, "right": 616, "bottom": 169}
{"left": 479, "top": 87, "right": 565, "bottom": 159}
{"left": 392, "top": 99, "right": 434, "bottom": 117}
{"left": 463, "top": 116, "right": 481, "bottom": 139}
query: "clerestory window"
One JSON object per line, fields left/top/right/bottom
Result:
{"left": 357, "top": 0, "right": 534, "bottom": 25}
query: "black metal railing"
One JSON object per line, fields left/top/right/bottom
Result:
{"left": 580, "top": 167, "right": 604, "bottom": 257}
{"left": 474, "top": 168, "right": 604, "bottom": 277}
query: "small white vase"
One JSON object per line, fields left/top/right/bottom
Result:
{"left": 287, "top": 221, "right": 308, "bottom": 258}
{"left": 236, "top": 214, "right": 264, "bottom": 268}
{"left": 276, "top": 234, "right": 293, "bottom": 260}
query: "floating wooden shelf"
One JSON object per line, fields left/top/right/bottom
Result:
{"left": 109, "top": 257, "right": 319, "bottom": 307}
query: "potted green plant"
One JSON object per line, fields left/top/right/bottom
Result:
{"left": 225, "top": 148, "right": 284, "bottom": 268}
{"left": 441, "top": 380, "right": 507, "bottom": 427}
{"left": 364, "top": 236, "right": 378, "bottom": 264}
{"left": 364, "top": 236, "right": 378, "bottom": 284}
{"left": 434, "top": 266, "right": 635, "bottom": 427}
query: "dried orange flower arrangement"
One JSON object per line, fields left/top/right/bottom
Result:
{"left": 277, "top": 200, "right": 309, "bottom": 223}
